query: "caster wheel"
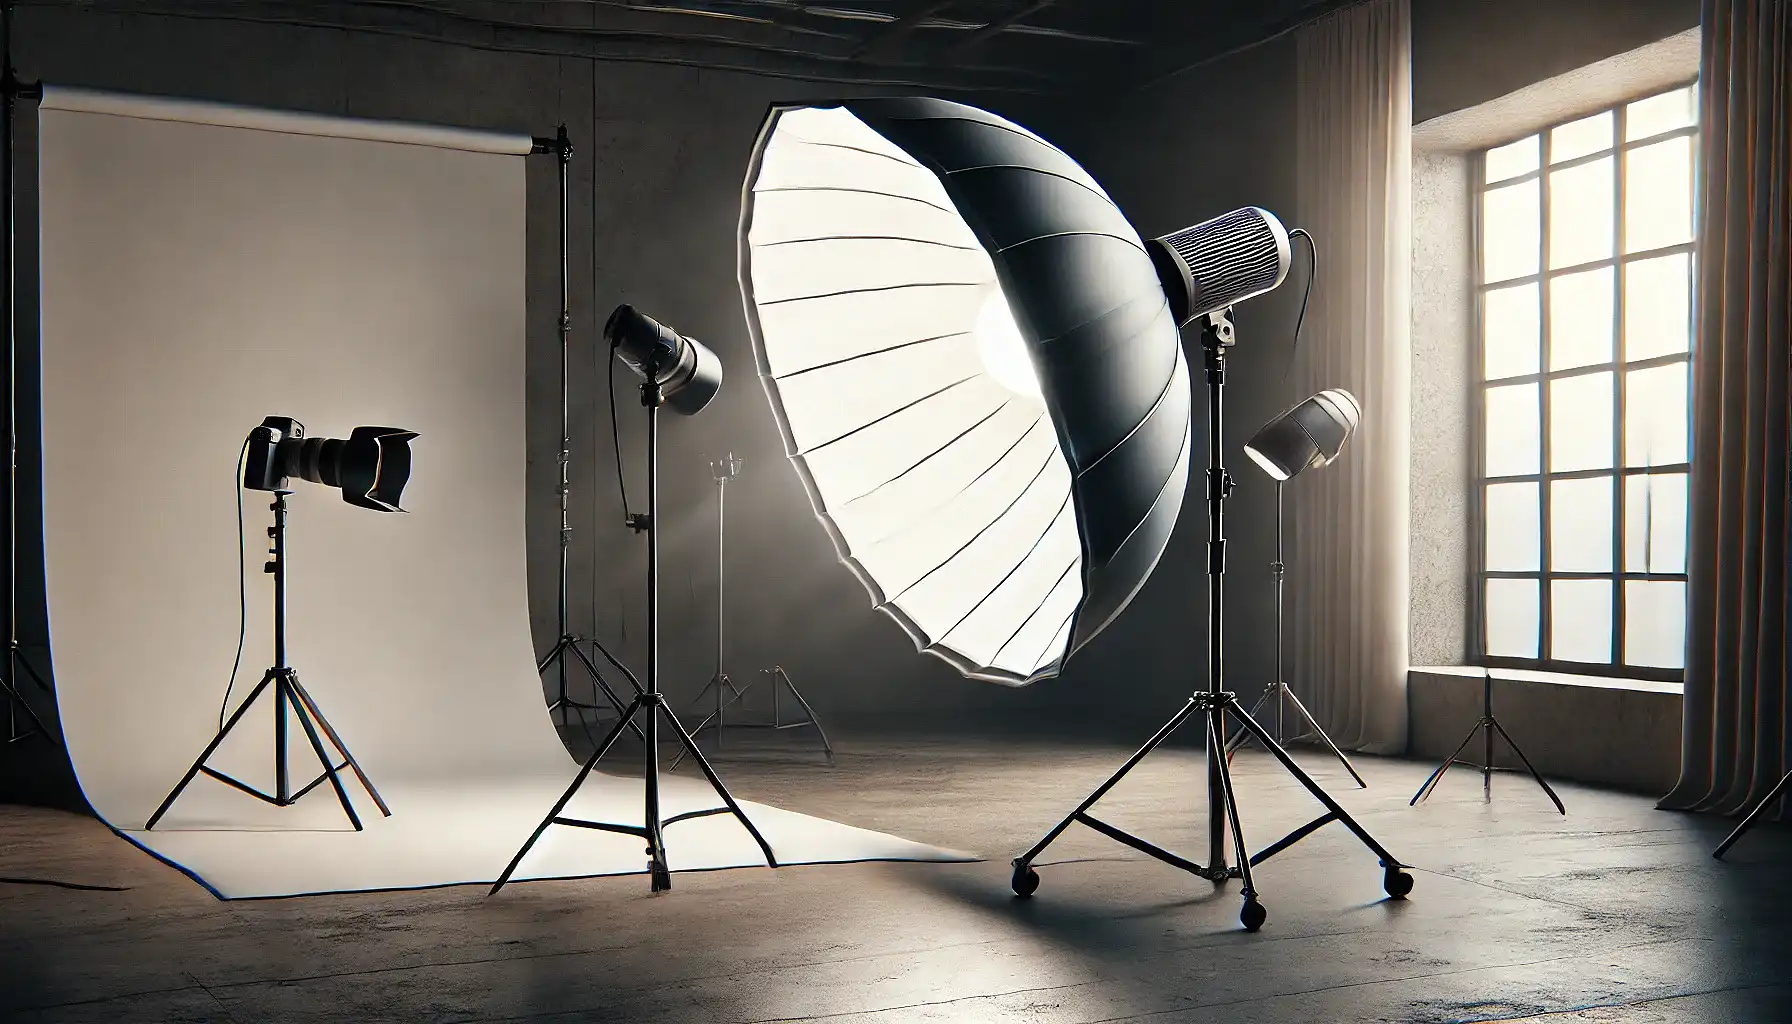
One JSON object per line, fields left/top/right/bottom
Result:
{"left": 1383, "top": 868, "right": 1414, "bottom": 899}
{"left": 1011, "top": 865, "right": 1040, "bottom": 898}
{"left": 1240, "top": 898, "right": 1267, "bottom": 932}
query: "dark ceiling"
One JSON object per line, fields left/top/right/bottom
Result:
{"left": 28, "top": 0, "right": 1359, "bottom": 95}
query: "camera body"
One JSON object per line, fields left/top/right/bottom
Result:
{"left": 243, "top": 415, "right": 417, "bottom": 512}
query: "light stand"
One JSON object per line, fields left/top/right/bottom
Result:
{"left": 146, "top": 493, "right": 390, "bottom": 830}
{"left": 1010, "top": 311, "right": 1412, "bottom": 931}
{"left": 491, "top": 369, "right": 775, "bottom": 894}
{"left": 532, "top": 124, "right": 642, "bottom": 737}
{"left": 671, "top": 453, "right": 833, "bottom": 769}
{"left": 0, "top": 4, "right": 51, "bottom": 748}
{"left": 1408, "top": 669, "right": 1564, "bottom": 814}
{"left": 1714, "top": 771, "right": 1791, "bottom": 859}
{"left": 1226, "top": 480, "right": 1366, "bottom": 787}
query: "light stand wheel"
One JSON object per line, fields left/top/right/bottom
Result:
{"left": 1383, "top": 866, "right": 1414, "bottom": 898}
{"left": 1240, "top": 897, "right": 1267, "bottom": 932}
{"left": 1010, "top": 863, "right": 1040, "bottom": 898}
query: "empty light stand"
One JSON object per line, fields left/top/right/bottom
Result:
{"left": 0, "top": 9, "right": 50, "bottom": 746}
{"left": 672, "top": 452, "right": 833, "bottom": 768}
{"left": 531, "top": 125, "right": 643, "bottom": 737}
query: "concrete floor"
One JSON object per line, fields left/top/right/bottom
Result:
{"left": 2, "top": 734, "right": 1789, "bottom": 1023}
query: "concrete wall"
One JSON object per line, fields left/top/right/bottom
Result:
{"left": 1412, "top": 0, "right": 1701, "bottom": 123}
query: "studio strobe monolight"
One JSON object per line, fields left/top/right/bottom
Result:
{"left": 739, "top": 98, "right": 1411, "bottom": 930}
{"left": 1225, "top": 390, "right": 1371, "bottom": 787}
{"left": 491, "top": 304, "right": 774, "bottom": 896}
{"left": 146, "top": 417, "right": 415, "bottom": 831}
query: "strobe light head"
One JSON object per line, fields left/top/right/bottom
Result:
{"left": 244, "top": 416, "right": 418, "bottom": 512}
{"left": 605, "top": 304, "right": 723, "bottom": 416}
{"left": 1147, "top": 206, "right": 1293, "bottom": 325}
{"left": 1244, "top": 389, "right": 1361, "bottom": 482}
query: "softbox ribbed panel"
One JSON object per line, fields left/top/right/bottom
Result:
{"left": 739, "top": 100, "right": 1189, "bottom": 685}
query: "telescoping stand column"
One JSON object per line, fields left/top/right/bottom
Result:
{"left": 672, "top": 453, "right": 833, "bottom": 769}
{"left": 492, "top": 306, "right": 774, "bottom": 894}
{"left": 532, "top": 125, "right": 643, "bottom": 736}
{"left": 0, "top": 17, "right": 51, "bottom": 748}
{"left": 1010, "top": 311, "right": 1412, "bottom": 932}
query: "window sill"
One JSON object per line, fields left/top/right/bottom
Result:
{"left": 1410, "top": 664, "right": 1683, "bottom": 696}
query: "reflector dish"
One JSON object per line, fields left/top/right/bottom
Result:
{"left": 739, "top": 98, "right": 1190, "bottom": 684}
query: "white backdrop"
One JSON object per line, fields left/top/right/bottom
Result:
{"left": 35, "top": 90, "right": 961, "bottom": 898}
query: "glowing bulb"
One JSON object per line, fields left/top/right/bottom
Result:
{"left": 973, "top": 288, "right": 1043, "bottom": 406}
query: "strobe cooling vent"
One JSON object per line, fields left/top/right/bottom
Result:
{"left": 1148, "top": 206, "right": 1292, "bottom": 324}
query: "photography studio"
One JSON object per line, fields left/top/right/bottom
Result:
{"left": 0, "top": 0, "right": 1788, "bottom": 1021}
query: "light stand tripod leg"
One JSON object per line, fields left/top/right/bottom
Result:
{"left": 1277, "top": 684, "right": 1368, "bottom": 788}
{"left": 146, "top": 670, "right": 278, "bottom": 830}
{"left": 1409, "top": 721, "right": 1483, "bottom": 806}
{"left": 657, "top": 701, "right": 777, "bottom": 868}
{"left": 1487, "top": 716, "right": 1565, "bottom": 815}
{"left": 1714, "top": 770, "right": 1792, "bottom": 860}
{"left": 1208, "top": 706, "right": 1265, "bottom": 930}
{"left": 567, "top": 641, "right": 646, "bottom": 742}
{"left": 490, "top": 696, "right": 643, "bottom": 895}
{"left": 2, "top": 650, "right": 49, "bottom": 743}
{"left": 285, "top": 676, "right": 363, "bottom": 831}
{"left": 1228, "top": 705, "right": 1410, "bottom": 890}
{"left": 776, "top": 668, "right": 836, "bottom": 764}
{"left": 1012, "top": 698, "right": 1201, "bottom": 894}
{"left": 1225, "top": 685, "right": 1274, "bottom": 758}
{"left": 286, "top": 674, "right": 391, "bottom": 818}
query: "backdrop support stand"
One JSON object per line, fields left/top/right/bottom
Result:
{"left": 1226, "top": 480, "right": 1365, "bottom": 787}
{"left": 492, "top": 378, "right": 776, "bottom": 895}
{"left": 672, "top": 454, "right": 833, "bottom": 769}
{"left": 1408, "top": 669, "right": 1564, "bottom": 813}
{"left": 146, "top": 494, "right": 391, "bottom": 831}
{"left": 1009, "top": 311, "right": 1412, "bottom": 931}
{"left": 529, "top": 125, "right": 641, "bottom": 738}
{"left": 1714, "top": 771, "right": 1791, "bottom": 859}
{"left": 0, "top": 5, "right": 52, "bottom": 748}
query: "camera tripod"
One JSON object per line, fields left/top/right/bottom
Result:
{"left": 146, "top": 493, "right": 389, "bottom": 831}
{"left": 671, "top": 454, "right": 832, "bottom": 769}
{"left": 1011, "top": 311, "right": 1412, "bottom": 932}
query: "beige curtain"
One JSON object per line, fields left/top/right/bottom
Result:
{"left": 1286, "top": 0, "right": 1413, "bottom": 754}
{"left": 1661, "top": 0, "right": 1791, "bottom": 820}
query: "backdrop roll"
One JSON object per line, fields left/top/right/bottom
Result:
{"left": 34, "top": 89, "right": 961, "bottom": 897}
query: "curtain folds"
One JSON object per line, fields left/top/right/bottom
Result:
{"left": 1286, "top": 0, "right": 1414, "bottom": 755}
{"left": 1661, "top": 0, "right": 1792, "bottom": 820}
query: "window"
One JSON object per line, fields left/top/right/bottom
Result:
{"left": 1475, "top": 84, "right": 1697, "bottom": 681}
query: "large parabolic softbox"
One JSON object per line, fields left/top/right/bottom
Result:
{"left": 738, "top": 98, "right": 1189, "bottom": 688}
{"left": 739, "top": 98, "right": 1191, "bottom": 685}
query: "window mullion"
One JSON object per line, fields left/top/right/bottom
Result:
{"left": 1614, "top": 104, "right": 1630, "bottom": 668}
{"left": 1538, "top": 130, "right": 1554, "bottom": 663}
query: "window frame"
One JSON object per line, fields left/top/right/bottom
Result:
{"left": 1472, "top": 82, "right": 1698, "bottom": 684}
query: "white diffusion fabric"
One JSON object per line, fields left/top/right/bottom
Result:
{"left": 743, "top": 107, "right": 1083, "bottom": 683}
{"left": 37, "top": 94, "right": 962, "bottom": 897}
